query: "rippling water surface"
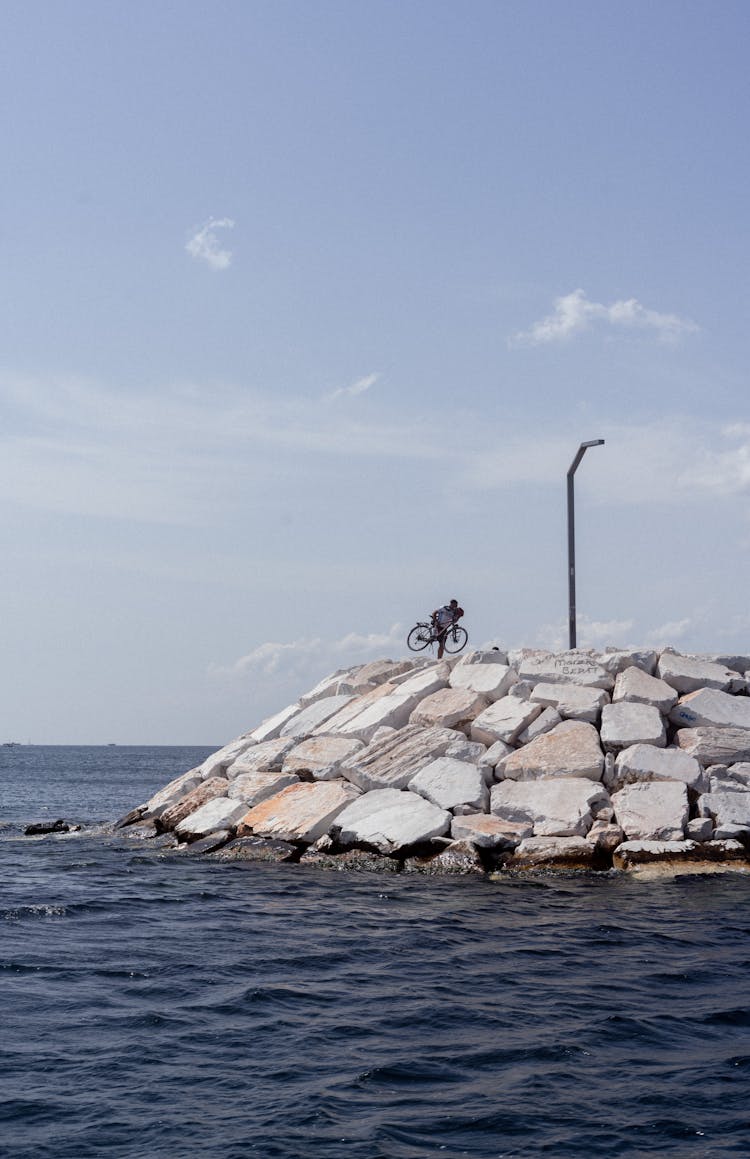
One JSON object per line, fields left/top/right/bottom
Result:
{"left": 2, "top": 747, "right": 750, "bottom": 1158}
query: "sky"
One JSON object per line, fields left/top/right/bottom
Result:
{"left": 1, "top": 0, "right": 749, "bottom": 743}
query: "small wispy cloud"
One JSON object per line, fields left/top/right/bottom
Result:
{"left": 185, "top": 216, "right": 235, "bottom": 270}
{"left": 325, "top": 373, "right": 380, "bottom": 402}
{"left": 208, "top": 623, "right": 406, "bottom": 699}
{"left": 511, "top": 288, "right": 698, "bottom": 346}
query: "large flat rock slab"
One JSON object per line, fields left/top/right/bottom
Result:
{"left": 279, "top": 695, "right": 356, "bottom": 739}
{"left": 227, "top": 769, "right": 300, "bottom": 807}
{"left": 504, "top": 836, "right": 596, "bottom": 871}
{"left": 670, "top": 688, "right": 750, "bottom": 731}
{"left": 158, "top": 776, "right": 229, "bottom": 831}
{"left": 227, "top": 737, "right": 296, "bottom": 777}
{"left": 298, "top": 668, "right": 357, "bottom": 707}
{"left": 598, "top": 649, "right": 658, "bottom": 676}
{"left": 490, "top": 777, "right": 608, "bottom": 836}
{"left": 311, "top": 683, "right": 398, "bottom": 735}
{"left": 340, "top": 723, "right": 458, "bottom": 791}
{"left": 657, "top": 653, "right": 736, "bottom": 694}
{"left": 611, "top": 744, "right": 704, "bottom": 792}
{"left": 392, "top": 662, "right": 451, "bottom": 699}
{"left": 331, "top": 788, "right": 451, "bottom": 854}
{"left": 282, "top": 735, "right": 364, "bottom": 780}
{"left": 237, "top": 780, "right": 360, "bottom": 843}
{"left": 408, "top": 757, "right": 488, "bottom": 812}
{"left": 613, "top": 839, "right": 748, "bottom": 873}
{"left": 613, "top": 667, "right": 678, "bottom": 713}
{"left": 530, "top": 682, "right": 609, "bottom": 723}
{"left": 349, "top": 659, "right": 414, "bottom": 690}
{"left": 600, "top": 703, "right": 666, "bottom": 752}
{"left": 499, "top": 720, "right": 604, "bottom": 782}
{"left": 450, "top": 813, "right": 532, "bottom": 849}
{"left": 675, "top": 727, "right": 750, "bottom": 767}
{"left": 200, "top": 735, "right": 257, "bottom": 778}
{"left": 175, "top": 797, "right": 248, "bottom": 840}
{"left": 409, "top": 687, "right": 488, "bottom": 731}
{"left": 611, "top": 781, "right": 688, "bottom": 842}
{"left": 511, "top": 649, "right": 613, "bottom": 690}
{"left": 470, "top": 696, "right": 543, "bottom": 746}
{"left": 448, "top": 659, "right": 516, "bottom": 701}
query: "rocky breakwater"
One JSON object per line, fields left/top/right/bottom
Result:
{"left": 116, "top": 648, "right": 750, "bottom": 877}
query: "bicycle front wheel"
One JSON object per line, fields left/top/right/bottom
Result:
{"left": 444, "top": 626, "right": 468, "bottom": 654}
{"left": 407, "top": 625, "right": 432, "bottom": 651}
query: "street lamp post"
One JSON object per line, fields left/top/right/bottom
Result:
{"left": 567, "top": 439, "right": 605, "bottom": 649}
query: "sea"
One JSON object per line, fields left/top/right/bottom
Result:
{"left": 2, "top": 745, "right": 750, "bottom": 1159}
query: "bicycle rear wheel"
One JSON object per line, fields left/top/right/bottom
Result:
{"left": 407, "top": 625, "right": 432, "bottom": 651}
{"left": 443, "top": 626, "right": 468, "bottom": 654}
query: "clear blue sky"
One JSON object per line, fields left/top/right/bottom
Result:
{"left": 2, "top": 0, "right": 748, "bottom": 742}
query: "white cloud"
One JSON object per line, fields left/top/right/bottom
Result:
{"left": 511, "top": 288, "right": 698, "bottom": 346}
{"left": 325, "top": 373, "right": 380, "bottom": 401}
{"left": 185, "top": 216, "right": 235, "bottom": 270}
{"left": 644, "top": 617, "right": 693, "bottom": 646}
{"left": 208, "top": 623, "right": 406, "bottom": 699}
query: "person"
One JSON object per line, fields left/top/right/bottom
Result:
{"left": 431, "top": 598, "right": 464, "bottom": 659}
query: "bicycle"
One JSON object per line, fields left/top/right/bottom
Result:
{"left": 406, "top": 619, "right": 468, "bottom": 654}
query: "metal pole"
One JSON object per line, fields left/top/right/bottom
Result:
{"left": 567, "top": 439, "right": 605, "bottom": 649}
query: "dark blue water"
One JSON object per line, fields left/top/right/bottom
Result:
{"left": 2, "top": 748, "right": 750, "bottom": 1158}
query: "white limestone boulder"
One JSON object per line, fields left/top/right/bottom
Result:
{"left": 687, "top": 817, "right": 714, "bottom": 841}
{"left": 324, "top": 688, "right": 430, "bottom": 743}
{"left": 331, "top": 788, "right": 451, "bottom": 854}
{"left": 598, "top": 649, "right": 658, "bottom": 676}
{"left": 669, "top": 688, "right": 750, "bottom": 731}
{"left": 227, "top": 737, "right": 296, "bottom": 777}
{"left": 675, "top": 727, "right": 750, "bottom": 767}
{"left": 498, "top": 720, "right": 604, "bottom": 782}
{"left": 409, "top": 687, "right": 489, "bottom": 731}
{"left": 444, "top": 736, "right": 487, "bottom": 762}
{"left": 600, "top": 703, "right": 666, "bottom": 753}
{"left": 250, "top": 702, "right": 303, "bottom": 743}
{"left": 450, "top": 813, "right": 532, "bottom": 849}
{"left": 199, "top": 735, "right": 257, "bottom": 779}
{"left": 448, "top": 659, "right": 516, "bottom": 701}
{"left": 505, "top": 836, "right": 596, "bottom": 870}
{"left": 513, "top": 649, "right": 613, "bottom": 690}
{"left": 529, "top": 682, "right": 609, "bottom": 723}
{"left": 408, "top": 757, "right": 488, "bottom": 812}
{"left": 478, "top": 739, "right": 515, "bottom": 775}
{"left": 587, "top": 821, "right": 625, "bottom": 854}
{"left": 612, "top": 667, "right": 678, "bottom": 713}
{"left": 298, "top": 668, "right": 356, "bottom": 706}
{"left": 613, "top": 839, "right": 698, "bottom": 870}
{"left": 490, "top": 777, "right": 609, "bottom": 836}
{"left": 611, "top": 744, "right": 704, "bottom": 792}
{"left": 458, "top": 649, "right": 510, "bottom": 666}
{"left": 340, "top": 723, "right": 459, "bottom": 792}
{"left": 158, "top": 776, "right": 230, "bottom": 831}
{"left": 237, "top": 780, "right": 360, "bottom": 844}
{"left": 175, "top": 797, "right": 248, "bottom": 840}
{"left": 281, "top": 735, "right": 364, "bottom": 780}
{"left": 279, "top": 694, "right": 355, "bottom": 739}
{"left": 515, "top": 707, "right": 562, "bottom": 747}
{"left": 349, "top": 659, "right": 414, "bottom": 690}
{"left": 697, "top": 790, "right": 750, "bottom": 833}
{"left": 143, "top": 768, "right": 204, "bottom": 818}
{"left": 227, "top": 769, "right": 300, "bottom": 806}
{"left": 390, "top": 662, "right": 450, "bottom": 699}
{"left": 470, "top": 696, "right": 543, "bottom": 746}
{"left": 611, "top": 781, "right": 688, "bottom": 841}
{"left": 657, "top": 652, "right": 736, "bottom": 694}
{"left": 312, "top": 683, "right": 399, "bottom": 735}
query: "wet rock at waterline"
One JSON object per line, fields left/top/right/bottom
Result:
{"left": 112, "top": 648, "right": 750, "bottom": 876}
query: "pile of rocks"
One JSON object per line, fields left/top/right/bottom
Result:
{"left": 117, "top": 647, "right": 750, "bottom": 877}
